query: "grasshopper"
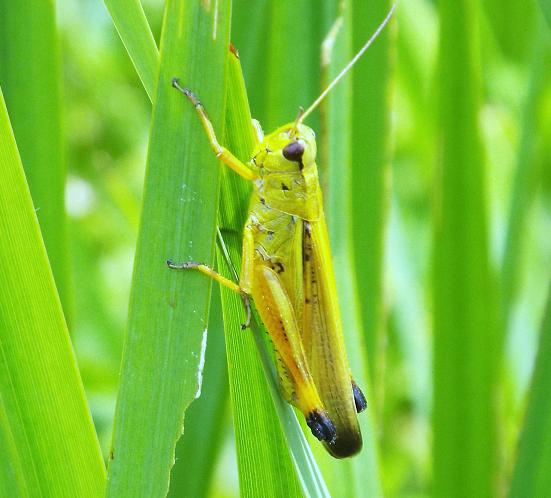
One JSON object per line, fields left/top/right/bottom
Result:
{"left": 168, "top": 5, "right": 395, "bottom": 458}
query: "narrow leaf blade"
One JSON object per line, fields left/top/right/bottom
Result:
{"left": 105, "top": 1, "right": 231, "bottom": 496}
{"left": 509, "top": 285, "right": 551, "bottom": 497}
{"left": 103, "top": 0, "right": 160, "bottom": 100}
{"left": 0, "top": 0, "right": 70, "bottom": 314}
{"left": 0, "top": 88, "right": 106, "bottom": 498}
{"left": 433, "top": 2, "right": 499, "bottom": 496}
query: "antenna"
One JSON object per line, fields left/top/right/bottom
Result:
{"left": 297, "top": 3, "right": 397, "bottom": 125}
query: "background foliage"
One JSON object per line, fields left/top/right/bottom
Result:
{"left": 1, "top": 0, "right": 550, "bottom": 496}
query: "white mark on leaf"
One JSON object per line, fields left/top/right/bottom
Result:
{"left": 194, "top": 328, "right": 208, "bottom": 399}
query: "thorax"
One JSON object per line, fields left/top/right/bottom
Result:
{"left": 252, "top": 162, "right": 322, "bottom": 222}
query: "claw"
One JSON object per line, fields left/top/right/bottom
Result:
{"left": 167, "top": 260, "right": 200, "bottom": 270}
{"left": 171, "top": 78, "right": 200, "bottom": 107}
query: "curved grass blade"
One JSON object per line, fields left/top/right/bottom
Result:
{"left": 103, "top": 0, "right": 159, "bottom": 101}
{"left": 433, "top": 2, "right": 499, "bottom": 496}
{"left": 0, "top": 88, "right": 105, "bottom": 497}
{"left": 509, "top": 284, "right": 551, "bottom": 497}
{"left": 105, "top": 1, "right": 231, "bottom": 496}
{"left": 0, "top": 0, "right": 70, "bottom": 315}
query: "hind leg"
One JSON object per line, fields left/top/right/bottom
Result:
{"left": 253, "top": 265, "right": 336, "bottom": 443}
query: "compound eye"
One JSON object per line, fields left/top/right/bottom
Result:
{"left": 282, "top": 140, "right": 305, "bottom": 162}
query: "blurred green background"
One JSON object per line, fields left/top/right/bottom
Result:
{"left": 1, "top": 0, "right": 551, "bottom": 496}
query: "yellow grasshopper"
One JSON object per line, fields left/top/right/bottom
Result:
{"left": 168, "top": 5, "right": 395, "bottom": 458}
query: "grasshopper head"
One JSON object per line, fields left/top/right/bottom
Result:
{"left": 252, "top": 123, "right": 321, "bottom": 220}
{"left": 253, "top": 123, "right": 317, "bottom": 173}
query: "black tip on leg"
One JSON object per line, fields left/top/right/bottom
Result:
{"left": 352, "top": 381, "right": 367, "bottom": 413}
{"left": 166, "top": 259, "right": 174, "bottom": 267}
{"left": 171, "top": 77, "right": 180, "bottom": 88}
{"left": 306, "top": 410, "right": 336, "bottom": 444}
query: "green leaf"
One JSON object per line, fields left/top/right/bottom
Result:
{"left": 433, "top": 1, "right": 499, "bottom": 496}
{"left": 231, "top": 0, "right": 271, "bottom": 122}
{"left": 482, "top": 0, "right": 537, "bottom": 60}
{"left": 102, "top": 1, "right": 233, "bottom": 494}
{"left": 102, "top": 0, "right": 159, "bottom": 101}
{"left": 167, "top": 286, "right": 229, "bottom": 498}
{"left": 509, "top": 285, "right": 551, "bottom": 497}
{"left": 541, "top": 0, "right": 551, "bottom": 27}
{"left": 501, "top": 29, "right": 551, "bottom": 331}
{"left": 262, "top": 0, "right": 323, "bottom": 132}
{"left": 105, "top": 1, "right": 231, "bottom": 496}
{"left": 351, "top": 0, "right": 394, "bottom": 394}
{"left": 0, "top": 0, "right": 70, "bottom": 315}
{"left": 0, "top": 88, "right": 106, "bottom": 497}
